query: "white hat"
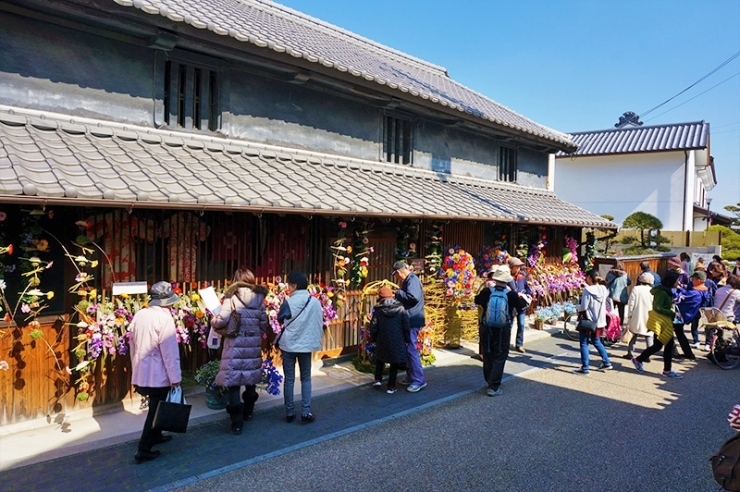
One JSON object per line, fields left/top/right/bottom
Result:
{"left": 492, "top": 265, "right": 513, "bottom": 283}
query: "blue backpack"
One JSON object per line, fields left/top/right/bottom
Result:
{"left": 483, "top": 287, "right": 511, "bottom": 329}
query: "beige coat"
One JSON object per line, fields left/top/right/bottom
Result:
{"left": 627, "top": 285, "right": 653, "bottom": 336}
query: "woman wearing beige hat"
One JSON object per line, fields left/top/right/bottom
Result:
{"left": 624, "top": 272, "right": 655, "bottom": 360}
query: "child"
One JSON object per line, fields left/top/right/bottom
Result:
{"left": 369, "top": 286, "right": 411, "bottom": 394}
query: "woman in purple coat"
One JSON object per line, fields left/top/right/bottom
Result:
{"left": 211, "top": 269, "right": 268, "bottom": 435}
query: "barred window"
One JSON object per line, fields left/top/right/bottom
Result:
{"left": 384, "top": 116, "right": 412, "bottom": 164}
{"left": 499, "top": 146, "right": 518, "bottom": 182}
{"left": 163, "top": 60, "right": 219, "bottom": 131}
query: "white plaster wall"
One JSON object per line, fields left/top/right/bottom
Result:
{"left": 554, "top": 151, "right": 689, "bottom": 230}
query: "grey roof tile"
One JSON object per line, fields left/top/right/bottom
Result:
{"left": 0, "top": 109, "right": 614, "bottom": 228}
{"left": 110, "top": 0, "right": 574, "bottom": 150}
{"left": 559, "top": 121, "right": 709, "bottom": 156}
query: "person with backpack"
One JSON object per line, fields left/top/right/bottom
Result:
{"left": 474, "top": 265, "right": 519, "bottom": 397}
{"left": 573, "top": 269, "right": 613, "bottom": 374}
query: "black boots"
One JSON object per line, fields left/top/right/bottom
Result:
{"left": 242, "top": 389, "right": 259, "bottom": 421}
{"left": 226, "top": 404, "right": 244, "bottom": 435}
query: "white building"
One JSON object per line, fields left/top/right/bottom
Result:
{"left": 552, "top": 113, "right": 717, "bottom": 231}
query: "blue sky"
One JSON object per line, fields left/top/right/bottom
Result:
{"left": 279, "top": 0, "right": 740, "bottom": 215}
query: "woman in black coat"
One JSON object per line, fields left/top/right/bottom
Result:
{"left": 369, "top": 286, "right": 411, "bottom": 394}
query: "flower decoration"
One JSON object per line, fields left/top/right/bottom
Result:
{"left": 527, "top": 234, "right": 548, "bottom": 267}
{"left": 584, "top": 231, "right": 596, "bottom": 267}
{"left": 395, "top": 220, "right": 420, "bottom": 261}
{"left": 418, "top": 322, "right": 436, "bottom": 366}
{"left": 527, "top": 263, "right": 585, "bottom": 304}
{"left": 308, "top": 284, "right": 338, "bottom": 327}
{"left": 265, "top": 280, "right": 288, "bottom": 336}
{"left": 564, "top": 235, "right": 579, "bottom": 264}
{"left": 349, "top": 220, "right": 374, "bottom": 288}
{"left": 439, "top": 246, "right": 476, "bottom": 308}
{"left": 477, "top": 242, "right": 510, "bottom": 274}
{"left": 424, "top": 221, "right": 444, "bottom": 274}
{"left": 258, "top": 357, "right": 283, "bottom": 395}
{"left": 169, "top": 286, "right": 211, "bottom": 348}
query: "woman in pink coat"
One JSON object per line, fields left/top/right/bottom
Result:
{"left": 129, "top": 281, "right": 182, "bottom": 464}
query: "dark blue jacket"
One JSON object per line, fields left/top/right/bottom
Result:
{"left": 395, "top": 272, "right": 425, "bottom": 327}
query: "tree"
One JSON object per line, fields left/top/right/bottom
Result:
{"left": 622, "top": 212, "right": 663, "bottom": 248}
{"left": 725, "top": 203, "right": 740, "bottom": 228}
{"left": 709, "top": 225, "right": 740, "bottom": 261}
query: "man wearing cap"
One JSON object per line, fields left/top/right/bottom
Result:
{"left": 392, "top": 261, "right": 427, "bottom": 392}
{"left": 675, "top": 271, "right": 712, "bottom": 352}
{"left": 474, "top": 266, "right": 519, "bottom": 396}
{"left": 128, "top": 281, "right": 182, "bottom": 464}
{"left": 507, "top": 257, "right": 532, "bottom": 353}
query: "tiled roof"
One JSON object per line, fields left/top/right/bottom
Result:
{"left": 0, "top": 108, "right": 615, "bottom": 229}
{"left": 109, "top": 0, "right": 575, "bottom": 150}
{"left": 559, "top": 121, "right": 709, "bottom": 156}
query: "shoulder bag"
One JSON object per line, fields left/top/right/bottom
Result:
{"left": 224, "top": 297, "right": 242, "bottom": 338}
{"left": 711, "top": 432, "right": 740, "bottom": 491}
{"left": 274, "top": 297, "right": 311, "bottom": 350}
{"left": 576, "top": 297, "right": 606, "bottom": 333}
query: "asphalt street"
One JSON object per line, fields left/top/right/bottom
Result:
{"left": 175, "top": 334, "right": 737, "bottom": 492}
{"left": 2, "top": 331, "right": 737, "bottom": 492}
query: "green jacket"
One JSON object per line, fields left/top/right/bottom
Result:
{"left": 650, "top": 285, "right": 675, "bottom": 318}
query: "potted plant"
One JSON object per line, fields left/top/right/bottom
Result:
{"left": 195, "top": 360, "right": 228, "bottom": 410}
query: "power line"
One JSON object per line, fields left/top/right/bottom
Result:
{"left": 644, "top": 70, "right": 740, "bottom": 122}
{"left": 640, "top": 49, "right": 740, "bottom": 118}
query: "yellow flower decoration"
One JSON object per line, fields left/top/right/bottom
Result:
{"left": 47, "top": 291, "right": 55, "bottom": 300}
{"left": 191, "top": 293, "right": 200, "bottom": 301}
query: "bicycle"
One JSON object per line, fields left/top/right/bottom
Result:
{"left": 702, "top": 307, "right": 740, "bottom": 370}
{"left": 562, "top": 312, "right": 618, "bottom": 347}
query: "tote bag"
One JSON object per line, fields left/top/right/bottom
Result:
{"left": 152, "top": 386, "right": 192, "bottom": 433}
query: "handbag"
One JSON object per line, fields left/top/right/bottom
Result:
{"left": 152, "top": 386, "right": 192, "bottom": 433}
{"left": 711, "top": 432, "right": 740, "bottom": 491}
{"left": 224, "top": 298, "right": 242, "bottom": 338}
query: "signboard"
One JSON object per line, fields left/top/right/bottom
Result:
{"left": 408, "top": 258, "right": 425, "bottom": 273}
{"left": 112, "top": 281, "right": 148, "bottom": 296}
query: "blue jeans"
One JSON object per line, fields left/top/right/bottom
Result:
{"left": 282, "top": 351, "right": 312, "bottom": 417}
{"left": 579, "top": 331, "right": 610, "bottom": 371}
{"left": 515, "top": 310, "right": 526, "bottom": 347}
{"left": 405, "top": 326, "right": 426, "bottom": 385}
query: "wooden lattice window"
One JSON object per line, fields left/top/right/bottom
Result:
{"left": 499, "top": 146, "right": 518, "bottom": 182}
{"left": 163, "top": 60, "right": 219, "bottom": 131}
{"left": 384, "top": 115, "right": 413, "bottom": 164}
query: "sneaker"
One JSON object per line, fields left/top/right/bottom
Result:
{"left": 703, "top": 344, "right": 711, "bottom": 352}
{"left": 301, "top": 413, "right": 316, "bottom": 423}
{"left": 399, "top": 379, "right": 411, "bottom": 386}
{"left": 572, "top": 368, "right": 589, "bottom": 374}
{"left": 598, "top": 363, "right": 613, "bottom": 371}
{"left": 407, "top": 382, "right": 427, "bottom": 393}
{"left": 386, "top": 387, "right": 397, "bottom": 394}
{"left": 691, "top": 342, "right": 701, "bottom": 349}
{"left": 487, "top": 388, "right": 503, "bottom": 397}
{"left": 631, "top": 358, "right": 645, "bottom": 373}
{"left": 515, "top": 346, "right": 526, "bottom": 353}
{"left": 662, "top": 370, "right": 684, "bottom": 379}
{"left": 372, "top": 380, "right": 382, "bottom": 387}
